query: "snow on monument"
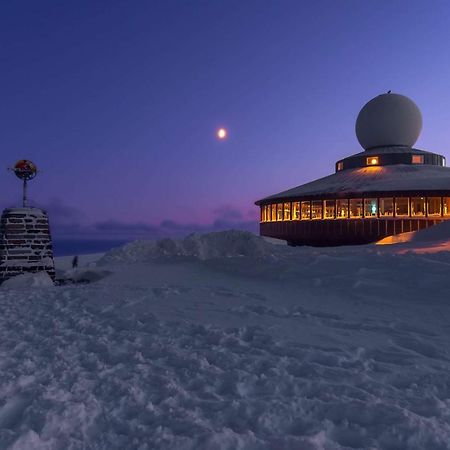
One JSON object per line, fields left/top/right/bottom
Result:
{"left": 0, "top": 160, "right": 55, "bottom": 282}
{"left": 256, "top": 92, "right": 450, "bottom": 246}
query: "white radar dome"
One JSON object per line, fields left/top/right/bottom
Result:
{"left": 355, "top": 93, "right": 422, "bottom": 150}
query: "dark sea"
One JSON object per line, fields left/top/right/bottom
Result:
{"left": 52, "top": 239, "right": 131, "bottom": 257}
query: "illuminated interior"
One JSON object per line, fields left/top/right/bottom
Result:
{"left": 379, "top": 198, "right": 394, "bottom": 216}
{"left": 292, "top": 202, "right": 300, "bottom": 220}
{"left": 336, "top": 199, "right": 349, "bottom": 218}
{"left": 260, "top": 196, "right": 450, "bottom": 222}
{"left": 412, "top": 155, "right": 424, "bottom": 164}
{"left": 395, "top": 198, "right": 409, "bottom": 216}
{"left": 301, "top": 201, "right": 311, "bottom": 219}
{"left": 324, "top": 200, "right": 335, "bottom": 219}
{"left": 349, "top": 199, "right": 363, "bottom": 218}
{"left": 311, "top": 201, "right": 322, "bottom": 219}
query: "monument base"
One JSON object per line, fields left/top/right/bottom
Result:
{"left": 0, "top": 207, "right": 55, "bottom": 282}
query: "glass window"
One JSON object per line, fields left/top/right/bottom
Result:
{"left": 260, "top": 207, "right": 264, "bottom": 222}
{"left": 427, "top": 197, "right": 441, "bottom": 216}
{"left": 283, "top": 202, "right": 291, "bottom": 220}
{"left": 349, "top": 199, "right": 363, "bottom": 218}
{"left": 292, "top": 202, "right": 300, "bottom": 220}
{"left": 411, "top": 197, "right": 426, "bottom": 216}
{"left": 277, "top": 204, "right": 283, "bottom": 221}
{"left": 301, "top": 201, "right": 311, "bottom": 220}
{"left": 395, "top": 198, "right": 409, "bottom": 216}
{"left": 271, "top": 204, "right": 277, "bottom": 221}
{"left": 412, "top": 155, "right": 424, "bottom": 164}
{"left": 364, "top": 198, "right": 378, "bottom": 217}
{"left": 311, "top": 201, "right": 322, "bottom": 219}
{"left": 444, "top": 198, "right": 450, "bottom": 216}
{"left": 336, "top": 199, "right": 349, "bottom": 218}
{"left": 324, "top": 200, "right": 335, "bottom": 219}
{"left": 379, "top": 198, "right": 394, "bottom": 217}
{"left": 337, "top": 161, "right": 344, "bottom": 171}
{"left": 266, "top": 205, "right": 272, "bottom": 222}
{"left": 366, "top": 156, "right": 379, "bottom": 166}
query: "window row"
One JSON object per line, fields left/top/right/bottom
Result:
{"left": 260, "top": 197, "right": 450, "bottom": 222}
{"left": 335, "top": 154, "right": 438, "bottom": 171}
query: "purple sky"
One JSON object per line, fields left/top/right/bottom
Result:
{"left": 2, "top": 0, "right": 450, "bottom": 238}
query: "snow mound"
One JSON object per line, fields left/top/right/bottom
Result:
{"left": 1, "top": 271, "right": 54, "bottom": 289}
{"left": 408, "top": 219, "right": 450, "bottom": 242}
{"left": 377, "top": 220, "right": 450, "bottom": 251}
{"left": 99, "top": 230, "right": 284, "bottom": 264}
{"left": 57, "top": 268, "right": 112, "bottom": 283}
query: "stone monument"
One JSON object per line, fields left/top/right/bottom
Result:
{"left": 0, "top": 160, "right": 55, "bottom": 282}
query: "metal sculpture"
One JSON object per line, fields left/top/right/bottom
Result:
{"left": 11, "top": 160, "right": 38, "bottom": 207}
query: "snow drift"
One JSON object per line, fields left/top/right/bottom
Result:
{"left": 1, "top": 271, "right": 54, "bottom": 289}
{"left": 98, "top": 230, "right": 286, "bottom": 264}
{"left": 1, "top": 231, "right": 450, "bottom": 449}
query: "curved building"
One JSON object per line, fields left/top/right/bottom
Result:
{"left": 255, "top": 93, "right": 450, "bottom": 246}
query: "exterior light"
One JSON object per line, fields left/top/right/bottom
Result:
{"left": 366, "top": 156, "right": 379, "bottom": 166}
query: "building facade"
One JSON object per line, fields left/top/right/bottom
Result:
{"left": 255, "top": 93, "right": 450, "bottom": 246}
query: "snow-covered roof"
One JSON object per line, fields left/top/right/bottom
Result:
{"left": 256, "top": 164, "right": 450, "bottom": 203}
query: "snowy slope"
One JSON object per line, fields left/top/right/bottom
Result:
{"left": 0, "top": 231, "right": 449, "bottom": 449}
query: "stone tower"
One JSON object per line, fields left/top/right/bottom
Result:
{"left": 0, "top": 207, "right": 55, "bottom": 282}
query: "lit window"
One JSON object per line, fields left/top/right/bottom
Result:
{"left": 395, "top": 198, "right": 409, "bottom": 216}
{"left": 411, "top": 197, "right": 426, "bottom": 216}
{"left": 311, "top": 201, "right": 323, "bottom": 219}
{"left": 271, "top": 204, "right": 277, "bottom": 221}
{"left": 260, "top": 207, "right": 264, "bottom": 222}
{"left": 379, "top": 198, "right": 394, "bottom": 217}
{"left": 364, "top": 198, "right": 378, "bottom": 217}
{"left": 337, "top": 161, "right": 344, "bottom": 171}
{"left": 292, "top": 202, "right": 300, "bottom": 220}
{"left": 349, "top": 199, "right": 363, "bottom": 218}
{"left": 301, "top": 201, "right": 311, "bottom": 220}
{"left": 283, "top": 202, "right": 291, "bottom": 220}
{"left": 412, "top": 155, "right": 424, "bottom": 164}
{"left": 324, "top": 200, "right": 335, "bottom": 219}
{"left": 444, "top": 198, "right": 450, "bottom": 216}
{"left": 366, "top": 156, "right": 379, "bottom": 166}
{"left": 427, "top": 197, "right": 441, "bottom": 216}
{"left": 336, "top": 199, "right": 349, "bottom": 218}
{"left": 443, "top": 158, "right": 446, "bottom": 167}
{"left": 277, "top": 204, "right": 283, "bottom": 221}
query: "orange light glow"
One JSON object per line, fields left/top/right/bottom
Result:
{"left": 376, "top": 232, "right": 414, "bottom": 245}
{"left": 367, "top": 156, "right": 379, "bottom": 166}
{"left": 217, "top": 128, "right": 227, "bottom": 139}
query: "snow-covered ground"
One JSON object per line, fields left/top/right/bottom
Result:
{"left": 0, "top": 230, "right": 450, "bottom": 449}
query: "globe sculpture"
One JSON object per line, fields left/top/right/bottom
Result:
{"left": 12, "top": 159, "right": 37, "bottom": 207}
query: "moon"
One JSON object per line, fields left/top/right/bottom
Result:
{"left": 217, "top": 128, "right": 227, "bottom": 139}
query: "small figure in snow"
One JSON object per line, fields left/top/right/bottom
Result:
{"left": 72, "top": 255, "right": 79, "bottom": 269}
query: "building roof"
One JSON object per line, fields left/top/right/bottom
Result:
{"left": 256, "top": 164, "right": 450, "bottom": 204}
{"left": 349, "top": 146, "right": 434, "bottom": 157}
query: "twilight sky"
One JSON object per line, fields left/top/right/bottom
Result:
{"left": 2, "top": 0, "right": 450, "bottom": 238}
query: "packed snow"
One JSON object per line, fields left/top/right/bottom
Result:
{"left": 0, "top": 230, "right": 450, "bottom": 449}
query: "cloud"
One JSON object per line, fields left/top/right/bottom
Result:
{"left": 48, "top": 204, "right": 259, "bottom": 240}
{"left": 94, "top": 220, "right": 159, "bottom": 233}
{"left": 35, "top": 198, "right": 86, "bottom": 225}
{"left": 213, "top": 205, "right": 244, "bottom": 221}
